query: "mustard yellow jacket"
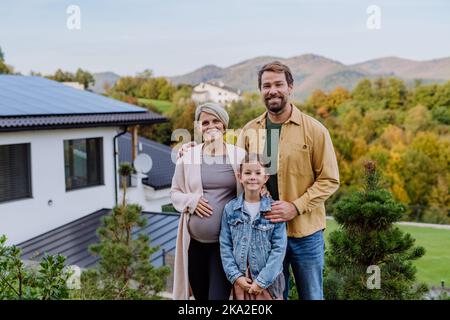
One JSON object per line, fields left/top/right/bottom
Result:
{"left": 237, "top": 105, "right": 340, "bottom": 238}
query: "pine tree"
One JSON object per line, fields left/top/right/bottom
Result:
{"left": 324, "top": 161, "right": 428, "bottom": 300}
{"left": 79, "top": 163, "right": 170, "bottom": 299}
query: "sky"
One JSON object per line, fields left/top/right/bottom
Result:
{"left": 1, "top": 0, "right": 449, "bottom": 77}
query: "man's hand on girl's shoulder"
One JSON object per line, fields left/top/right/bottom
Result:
{"left": 265, "top": 201, "right": 298, "bottom": 223}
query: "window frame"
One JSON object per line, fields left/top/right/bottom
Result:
{"left": 64, "top": 137, "right": 104, "bottom": 192}
{"left": 0, "top": 143, "right": 33, "bottom": 204}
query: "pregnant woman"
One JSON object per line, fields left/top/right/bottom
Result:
{"left": 171, "top": 102, "right": 246, "bottom": 300}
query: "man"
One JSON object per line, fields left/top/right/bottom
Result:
{"left": 236, "top": 61, "right": 340, "bottom": 300}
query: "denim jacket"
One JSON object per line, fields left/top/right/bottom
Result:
{"left": 219, "top": 193, "right": 287, "bottom": 289}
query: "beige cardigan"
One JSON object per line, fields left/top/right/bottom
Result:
{"left": 170, "top": 143, "right": 246, "bottom": 300}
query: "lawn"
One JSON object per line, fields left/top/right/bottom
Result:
{"left": 324, "top": 219, "right": 450, "bottom": 287}
{"left": 138, "top": 98, "right": 174, "bottom": 114}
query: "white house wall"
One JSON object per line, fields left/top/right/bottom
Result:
{"left": 121, "top": 185, "right": 171, "bottom": 213}
{"left": 0, "top": 127, "right": 119, "bottom": 244}
{"left": 192, "top": 83, "right": 240, "bottom": 105}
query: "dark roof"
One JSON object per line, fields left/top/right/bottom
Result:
{"left": 0, "top": 113, "right": 166, "bottom": 132}
{"left": 17, "top": 209, "right": 180, "bottom": 268}
{"left": 118, "top": 133, "right": 175, "bottom": 190}
{"left": 0, "top": 75, "right": 167, "bottom": 131}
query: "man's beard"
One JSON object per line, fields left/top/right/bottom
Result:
{"left": 264, "top": 94, "right": 288, "bottom": 114}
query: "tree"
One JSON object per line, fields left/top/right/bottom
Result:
{"left": 305, "top": 89, "right": 330, "bottom": 118}
{"left": 136, "top": 69, "right": 153, "bottom": 80}
{"left": 403, "top": 105, "right": 432, "bottom": 134}
{"left": 423, "top": 175, "right": 450, "bottom": 224}
{"left": 46, "top": 68, "right": 95, "bottom": 89}
{"left": 324, "top": 161, "right": 427, "bottom": 300}
{"left": 0, "top": 60, "right": 11, "bottom": 74}
{"left": 138, "top": 103, "right": 172, "bottom": 145}
{"left": 228, "top": 92, "right": 265, "bottom": 129}
{"left": 111, "top": 76, "right": 144, "bottom": 97}
{"left": 47, "top": 69, "right": 75, "bottom": 82}
{"left": 0, "top": 47, "right": 12, "bottom": 74}
{"left": 156, "top": 78, "right": 175, "bottom": 100}
{"left": 139, "top": 77, "right": 175, "bottom": 101}
{"left": 434, "top": 81, "right": 450, "bottom": 109}
{"left": 385, "top": 78, "right": 407, "bottom": 109}
{"left": 75, "top": 68, "right": 95, "bottom": 89}
{"left": 29, "top": 70, "right": 42, "bottom": 76}
{"left": 352, "top": 79, "right": 374, "bottom": 101}
{"left": 79, "top": 163, "right": 170, "bottom": 299}
{"left": 361, "top": 109, "right": 397, "bottom": 143}
{"left": 379, "top": 125, "right": 405, "bottom": 149}
{"left": 431, "top": 106, "right": 450, "bottom": 125}
{"left": 168, "top": 98, "right": 197, "bottom": 142}
{"left": 0, "top": 235, "right": 71, "bottom": 300}
{"left": 396, "top": 148, "right": 436, "bottom": 221}
{"left": 410, "top": 83, "right": 438, "bottom": 109}
{"left": 396, "top": 132, "right": 450, "bottom": 222}
{"left": 328, "top": 87, "right": 351, "bottom": 112}
{"left": 172, "top": 84, "right": 193, "bottom": 105}
{"left": 139, "top": 79, "right": 159, "bottom": 99}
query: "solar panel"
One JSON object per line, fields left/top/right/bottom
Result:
{"left": 0, "top": 75, "right": 147, "bottom": 116}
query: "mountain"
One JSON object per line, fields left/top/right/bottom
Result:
{"left": 169, "top": 54, "right": 450, "bottom": 100}
{"left": 351, "top": 56, "right": 450, "bottom": 80}
{"left": 170, "top": 65, "right": 226, "bottom": 85}
{"left": 90, "top": 72, "right": 120, "bottom": 94}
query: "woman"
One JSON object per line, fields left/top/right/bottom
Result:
{"left": 171, "top": 102, "right": 246, "bottom": 300}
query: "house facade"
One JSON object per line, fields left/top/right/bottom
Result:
{"left": 118, "top": 133, "right": 175, "bottom": 213}
{"left": 1, "top": 127, "right": 118, "bottom": 244}
{"left": 0, "top": 75, "right": 167, "bottom": 245}
{"left": 191, "top": 81, "right": 241, "bottom": 106}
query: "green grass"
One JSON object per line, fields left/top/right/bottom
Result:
{"left": 324, "top": 219, "right": 450, "bottom": 287}
{"left": 138, "top": 98, "right": 174, "bottom": 114}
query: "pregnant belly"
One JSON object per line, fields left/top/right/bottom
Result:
{"left": 188, "top": 197, "right": 226, "bottom": 243}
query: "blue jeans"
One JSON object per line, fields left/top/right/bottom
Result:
{"left": 283, "top": 230, "right": 325, "bottom": 300}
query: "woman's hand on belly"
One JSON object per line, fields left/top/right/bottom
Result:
{"left": 194, "top": 197, "right": 213, "bottom": 218}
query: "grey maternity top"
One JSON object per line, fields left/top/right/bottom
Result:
{"left": 188, "top": 154, "right": 237, "bottom": 243}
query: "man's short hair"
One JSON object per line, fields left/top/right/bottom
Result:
{"left": 257, "top": 61, "right": 294, "bottom": 90}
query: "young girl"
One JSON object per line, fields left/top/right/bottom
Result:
{"left": 219, "top": 153, "right": 286, "bottom": 300}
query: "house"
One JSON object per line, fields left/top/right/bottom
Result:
{"left": 18, "top": 209, "right": 179, "bottom": 269}
{"left": 191, "top": 81, "right": 241, "bottom": 106}
{"left": 61, "top": 81, "right": 85, "bottom": 90}
{"left": 0, "top": 75, "right": 178, "bottom": 250}
{"left": 118, "top": 133, "right": 175, "bottom": 213}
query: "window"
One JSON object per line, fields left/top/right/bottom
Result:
{"left": 64, "top": 137, "right": 103, "bottom": 191}
{"left": 0, "top": 143, "right": 32, "bottom": 203}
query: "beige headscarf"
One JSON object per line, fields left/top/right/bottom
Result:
{"left": 194, "top": 102, "right": 229, "bottom": 129}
